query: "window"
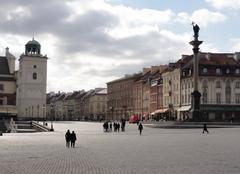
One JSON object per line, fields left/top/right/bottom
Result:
{"left": 236, "top": 69, "right": 240, "bottom": 74}
{"left": 33, "top": 73, "right": 37, "bottom": 80}
{"left": 226, "top": 69, "right": 230, "bottom": 74}
{"left": 216, "top": 81, "right": 221, "bottom": 88}
{"left": 202, "top": 80, "right": 208, "bottom": 103}
{"left": 216, "top": 68, "right": 221, "bottom": 74}
{"left": 236, "top": 94, "right": 240, "bottom": 104}
{"left": 203, "top": 68, "right": 208, "bottom": 73}
{"left": 236, "top": 81, "right": 240, "bottom": 89}
{"left": 0, "top": 84, "right": 3, "bottom": 91}
{"left": 33, "top": 65, "right": 37, "bottom": 68}
{"left": 216, "top": 93, "right": 221, "bottom": 104}
{"left": 226, "top": 81, "right": 231, "bottom": 104}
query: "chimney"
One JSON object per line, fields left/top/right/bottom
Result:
{"left": 234, "top": 52, "right": 240, "bottom": 61}
{"left": 143, "top": 68, "right": 151, "bottom": 74}
{"left": 5, "top": 47, "right": 16, "bottom": 74}
{"left": 151, "top": 66, "right": 158, "bottom": 73}
{"left": 205, "top": 52, "right": 211, "bottom": 60}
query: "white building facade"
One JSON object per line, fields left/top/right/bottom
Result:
{"left": 17, "top": 39, "right": 48, "bottom": 120}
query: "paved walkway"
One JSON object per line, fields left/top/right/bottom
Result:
{"left": 1, "top": 122, "right": 240, "bottom": 174}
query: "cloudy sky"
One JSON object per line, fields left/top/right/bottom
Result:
{"left": 0, "top": 0, "right": 239, "bottom": 92}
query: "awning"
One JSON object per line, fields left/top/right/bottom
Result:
{"left": 154, "top": 108, "right": 169, "bottom": 114}
{"left": 177, "top": 106, "right": 191, "bottom": 112}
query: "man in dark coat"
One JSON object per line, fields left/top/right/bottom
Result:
{"left": 65, "top": 130, "right": 71, "bottom": 148}
{"left": 138, "top": 123, "right": 143, "bottom": 135}
{"left": 202, "top": 123, "right": 209, "bottom": 134}
{"left": 70, "top": 131, "right": 77, "bottom": 148}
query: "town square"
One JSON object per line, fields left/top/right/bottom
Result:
{"left": 1, "top": 122, "right": 240, "bottom": 174}
{"left": 1, "top": 0, "right": 240, "bottom": 173}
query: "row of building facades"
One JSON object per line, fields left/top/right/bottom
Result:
{"left": 46, "top": 88, "right": 107, "bottom": 121}
{"left": 1, "top": 39, "right": 240, "bottom": 122}
{"left": 107, "top": 52, "right": 240, "bottom": 122}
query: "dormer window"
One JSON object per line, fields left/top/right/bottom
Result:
{"left": 203, "top": 68, "right": 208, "bottom": 73}
{"left": 236, "top": 69, "right": 240, "bottom": 74}
{"left": 226, "top": 69, "right": 230, "bottom": 74}
{"left": 216, "top": 68, "right": 221, "bottom": 74}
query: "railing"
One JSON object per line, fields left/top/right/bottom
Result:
{"left": 202, "top": 100, "right": 240, "bottom": 105}
{"left": 31, "top": 121, "right": 51, "bottom": 132}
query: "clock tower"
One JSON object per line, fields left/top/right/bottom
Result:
{"left": 17, "top": 38, "right": 48, "bottom": 120}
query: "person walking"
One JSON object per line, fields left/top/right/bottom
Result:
{"left": 138, "top": 123, "right": 143, "bottom": 135}
{"left": 65, "top": 129, "right": 71, "bottom": 148}
{"left": 202, "top": 123, "right": 209, "bottom": 134}
{"left": 70, "top": 131, "right": 77, "bottom": 148}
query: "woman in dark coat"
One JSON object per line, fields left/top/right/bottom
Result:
{"left": 65, "top": 130, "right": 71, "bottom": 148}
{"left": 70, "top": 131, "right": 77, "bottom": 148}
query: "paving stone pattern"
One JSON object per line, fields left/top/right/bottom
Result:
{"left": 1, "top": 122, "right": 240, "bottom": 174}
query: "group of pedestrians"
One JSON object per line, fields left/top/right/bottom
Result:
{"left": 103, "top": 121, "right": 121, "bottom": 132}
{"left": 65, "top": 130, "right": 77, "bottom": 148}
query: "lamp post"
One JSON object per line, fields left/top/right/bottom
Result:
{"left": 42, "top": 106, "right": 46, "bottom": 126}
{"left": 50, "top": 104, "right": 54, "bottom": 131}
{"left": 189, "top": 22, "right": 203, "bottom": 121}
{"left": 109, "top": 106, "right": 114, "bottom": 121}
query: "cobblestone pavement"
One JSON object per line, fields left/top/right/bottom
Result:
{"left": 1, "top": 122, "right": 240, "bottom": 174}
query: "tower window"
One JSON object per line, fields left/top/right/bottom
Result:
{"left": 33, "top": 73, "right": 37, "bottom": 80}
{"left": 33, "top": 65, "right": 37, "bottom": 68}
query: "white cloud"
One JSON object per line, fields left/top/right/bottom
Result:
{"left": 230, "top": 38, "right": 240, "bottom": 52}
{"left": 206, "top": 0, "right": 240, "bottom": 9}
{"left": 177, "top": 9, "right": 226, "bottom": 27}
{"left": 0, "top": 0, "right": 224, "bottom": 92}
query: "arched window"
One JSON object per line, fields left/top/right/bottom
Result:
{"left": 202, "top": 80, "right": 208, "bottom": 103}
{"left": 33, "top": 73, "right": 37, "bottom": 80}
{"left": 226, "top": 80, "right": 231, "bottom": 104}
{"left": 33, "top": 65, "right": 37, "bottom": 68}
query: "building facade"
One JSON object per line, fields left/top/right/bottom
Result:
{"left": 107, "top": 74, "right": 142, "bottom": 121}
{"left": 180, "top": 52, "right": 240, "bottom": 121}
{"left": 17, "top": 39, "right": 48, "bottom": 120}
{"left": 0, "top": 48, "right": 17, "bottom": 119}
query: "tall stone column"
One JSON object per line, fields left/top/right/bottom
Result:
{"left": 189, "top": 23, "right": 203, "bottom": 121}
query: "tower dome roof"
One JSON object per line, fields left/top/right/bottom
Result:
{"left": 26, "top": 38, "right": 41, "bottom": 46}
{"left": 25, "top": 38, "right": 41, "bottom": 55}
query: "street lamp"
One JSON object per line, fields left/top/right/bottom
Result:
{"left": 42, "top": 105, "right": 46, "bottom": 126}
{"left": 50, "top": 104, "right": 54, "bottom": 131}
{"left": 109, "top": 106, "right": 114, "bottom": 121}
{"left": 189, "top": 22, "right": 203, "bottom": 121}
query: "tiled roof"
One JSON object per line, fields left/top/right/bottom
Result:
{"left": 0, "top": 56, "right": 10, "bottom": 75}
{"left": 96, "top": 88, "right": 107, "bottom": 95}
{"left": 183, "top": 52, "right": 240, "bottom": 68}
{"left": 107, "top": 73, "right": 142, "bottom": 84}
{"left": 199, "top": 53, "right": 240, "bottom": 66}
